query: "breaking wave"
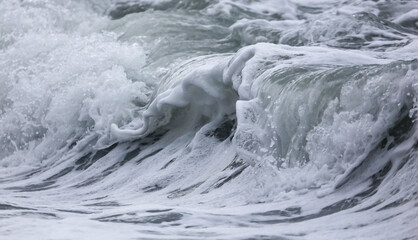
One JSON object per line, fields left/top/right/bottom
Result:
{"left": 1, "top": 0, "right": 417, "bottom": 239}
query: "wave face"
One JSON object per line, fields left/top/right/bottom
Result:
{"left": 1, "top": 0, "right": 417, "bottom": 239}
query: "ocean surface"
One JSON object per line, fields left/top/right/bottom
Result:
{"left": 1, "top": 0, "right": 418, "bottom": 239}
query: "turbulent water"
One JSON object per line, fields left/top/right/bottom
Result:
{"left": 1, "top": 0, "right": 418, "bottom": 239}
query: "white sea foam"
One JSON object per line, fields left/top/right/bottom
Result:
{"left": 0, "top": 1, "right": 150, "bottom": 167}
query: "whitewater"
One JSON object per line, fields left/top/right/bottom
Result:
{"left": 1, "top": 0, "right": 417, "bottom": 239}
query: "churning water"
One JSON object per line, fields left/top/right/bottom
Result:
{"left": 1, "top": 0, "right": 417, "bottom": 239}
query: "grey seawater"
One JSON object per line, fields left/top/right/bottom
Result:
{"left": 0, "top": 0, "right": 417, "bottom": 239}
